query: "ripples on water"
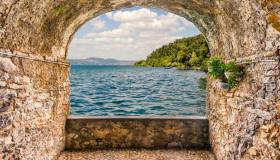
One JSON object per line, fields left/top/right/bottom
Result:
{"left": 70, "top": 65, "right": 207, "bottom": 116}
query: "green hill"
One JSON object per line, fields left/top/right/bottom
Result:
{"left": 134, "top": 34, "right": 209, "bottom": 71}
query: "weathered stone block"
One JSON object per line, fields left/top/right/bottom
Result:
{"left": 265, "top": 70, "right": 279, "bottom": 76}
{"left": 215, "top": 81, "right": 229, "bottom": 90}
{"left": 265, "top": 83, "right": 276, "bottom": 92}
{"left": 0, "top": 71, "right": 9, "bottom": 81}
{"left": 0, "top": 57, "right": 17, "bottom": 72}
{"left": 0, "top": 94, "right": 15, "bottom": 112}
{"left": 0, "top": 114, "right": 12, "bottom": 129}
{"left": 8, "top": 84, "right": 22, "bottom": 90}
{"left": 0, "top": 81, "right": 6, "bottom": 87}
{"left": 263, "top": 76, "right": 276, "bottom": 83}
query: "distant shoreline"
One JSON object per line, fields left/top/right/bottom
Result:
{"left": 68, "top": 57, "right": 135, "bottom": 66}
{"left": 70, "top": 64, "right": 134, "bottom": 66}
{"left": 70, "top": 65, "right": 207, "bottom": 72}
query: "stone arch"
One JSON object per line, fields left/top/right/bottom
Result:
{"left": 61, "top": 3, "right": 215, "bottom": 59}
{"left": 0, "top": 0, "right": 279, "bottom": 160}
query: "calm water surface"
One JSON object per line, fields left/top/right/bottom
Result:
{"left": 70, "top": 65, "right": 207, "bottom": 116}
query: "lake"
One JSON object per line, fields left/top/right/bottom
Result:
{"left": 70, "top": 65, "right": 207, "bottom": 116}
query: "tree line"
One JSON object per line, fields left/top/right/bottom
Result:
{"left": 134, "top": 34, "right": 209, "bottom": 71}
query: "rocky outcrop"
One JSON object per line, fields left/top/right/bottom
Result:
{"left": 0, "top": 0, "right": 279, "bottom": 159}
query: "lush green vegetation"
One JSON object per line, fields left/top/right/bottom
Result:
{"left": 134, "top": 34, "right": 248, "bottom": 89}
{"left": 207, "top": 57, "right": 245, "bottom": 89}
{"left": 134, "top": 34, "right": 209, "bottom": 71}
{"left": 207, "top": 57, "right": 225, "bottom": 79}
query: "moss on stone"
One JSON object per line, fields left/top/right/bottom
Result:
{"left": 53, "top": 5, "right": 67, "bottom": 15}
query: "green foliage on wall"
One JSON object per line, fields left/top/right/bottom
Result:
{"left": 53, "top": 5, "right": 67, "bottom": 15}
{"left": 207, "top": 57, "right": 225, "bottom": 79}
{"left": 208, "top": 58, "right": 245, "bottom": 89}
{"left": 134, "top": 34, "right": 209, "bottom": 70}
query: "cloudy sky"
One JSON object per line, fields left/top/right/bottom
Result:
{"left": 68, "top": 7, "right": 200, "bottom": 61}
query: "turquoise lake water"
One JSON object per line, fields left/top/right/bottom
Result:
{"left": 70, "top": 65, "right": 207, "bottom": 116}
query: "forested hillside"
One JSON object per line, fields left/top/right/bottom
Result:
{"left": 134, "top": 34, "right": 209, "bottom": 70}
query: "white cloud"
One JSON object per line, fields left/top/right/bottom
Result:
{"left": 68, "top": 8, "right": 200, "bottom": 60}
{"left": 89, "top": 18, "right": 106, "bottom": 31}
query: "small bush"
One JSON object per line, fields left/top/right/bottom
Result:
{"left": 207, "top": 57, "right": 224, "bottom": 79}
{"left": 223, "top": 61, "right": 238, "bottom": 72}
{"left": 189, "top": 52, "right": 200, "bottom": 67}
{"left": 207, "top": 57, "right": 245, "bottom": 89}
{"left": 227, "top": 74, "right": 238, "bottom": 89}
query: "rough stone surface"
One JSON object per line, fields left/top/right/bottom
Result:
{"left": 0, "top": 0, "right": 279, "bottom": 60}
{"left": 58, "top": 149, "right": 215, "bottom": 160}
{"left": 0, "top": 51, "right": 70, "bottom": 160}
{"left": 66, "top": 116, "right": 209, "bottom": 150}
{"left": 208, "top": 56, "right": 280, "bottom": 160}
{"left": 0, "top": 0, "right": 279, "bottom": 160}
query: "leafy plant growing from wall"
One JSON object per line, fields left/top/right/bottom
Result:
{"left": 208, "top": 57, "right": 244, "bottom": 89}
{"left": 227, "top": 74, "right": 238, "bottom": 89}
{"left": 207, "top": 57, "right": 225, "bottom": 79}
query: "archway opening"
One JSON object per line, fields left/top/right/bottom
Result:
{"left": 67, "top": 6, "right": 209, "bottom": 117}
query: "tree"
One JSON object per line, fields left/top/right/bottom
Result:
{"left": 134, "top": 34, "right": 209, "bottom": 70}
{"left": 189, "top": 52, "right": 200, "bottom": 67}
{"left": 176, "top": 50, "right": 186, "bottom": 63}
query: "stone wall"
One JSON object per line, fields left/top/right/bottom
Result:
{"left": 208, "top": 55, "right": 280, "bottom": 160}
{"left": 0, "top": 50, "right": 70, "bottom": 159}
{"left": 65, "top": 116, "right": 209, "bottom": 150}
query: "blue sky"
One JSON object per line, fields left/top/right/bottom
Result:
{"left": 68, "top": 7, "right": 200, "bottom": 60}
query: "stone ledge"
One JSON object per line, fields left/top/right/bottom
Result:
{"left": 65, "top": 116, "right": 209, "bottom": 150}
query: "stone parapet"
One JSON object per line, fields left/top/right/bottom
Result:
{"left": 65, "top": 116, "right": 210, "bottom": 150}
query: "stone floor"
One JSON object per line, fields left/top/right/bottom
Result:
{"left": 58, "top": 149, "right": 215, "bottom": 160}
